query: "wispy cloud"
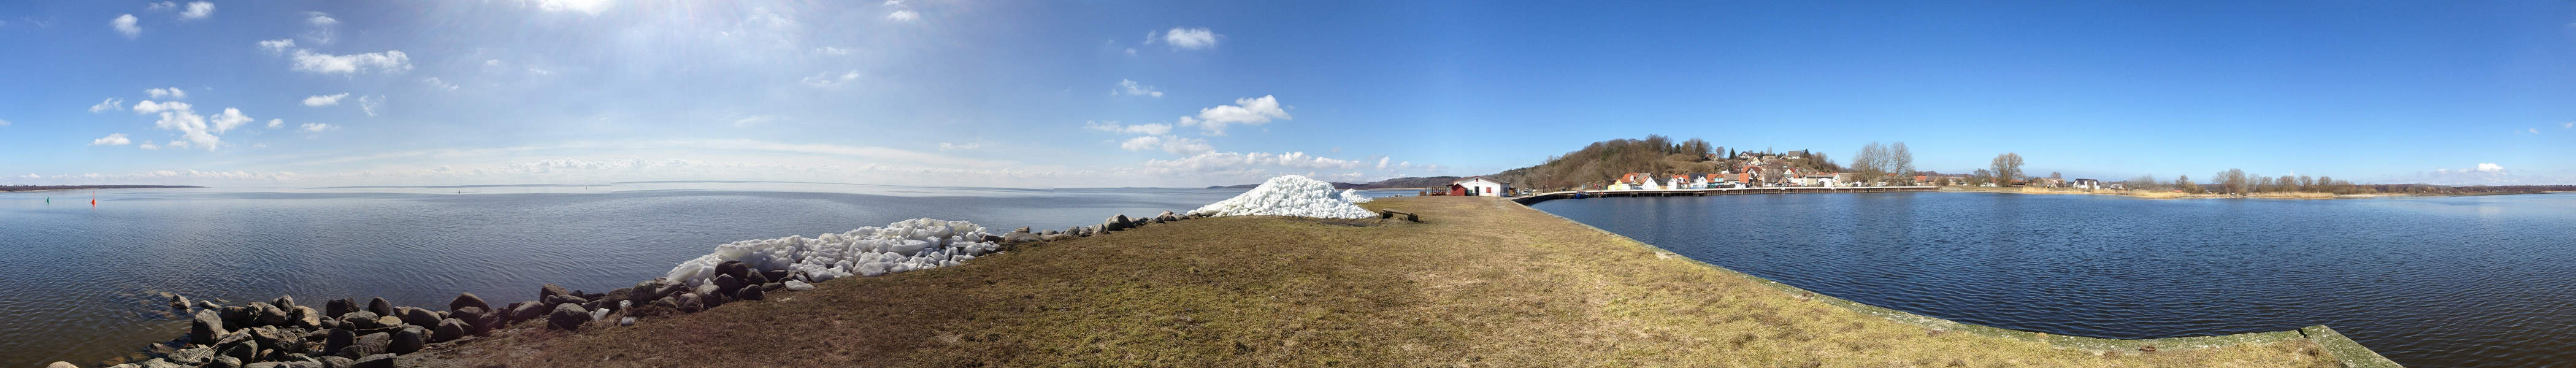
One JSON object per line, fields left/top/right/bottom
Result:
{"left": 302, "top": 93, "right": 350, "bottom": 107}
{"left": 177, "top": 1, "right": 213, "bottom": 20}
{"left": 1084, "top": 121, "right": 1173, "bottom": 135}
{"left": 91, "top": 133, "right": 131, "bottom": 145}
{"left": 1113, "top": 79, "right": 1163, "bottom": 98}
{"left": 1148, "top": 27, "right": 1220, "bottom": 50}
{"left": 1175, "top": 95, "right": 1289, "bottom": 135}
{"left": 110, "top": 14, "right": 140, "bottom": 39}
{"left": 289, "top": 50, "right": 413, "bottom": 74}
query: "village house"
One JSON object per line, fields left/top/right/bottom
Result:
{"left": 1449, "top": 176, "right": 1507, "bottom": 196}
{"left": 2070, "top": 178, "right": 2103, "bottom": 190}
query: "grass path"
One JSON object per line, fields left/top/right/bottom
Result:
{"left": 410, "top": 196, "right": 2355, "bottom": 367}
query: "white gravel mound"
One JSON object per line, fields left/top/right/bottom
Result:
{"left": 1190, "top": 175, "right": 1376, "bottom": 219}
{"left": 1339, "top": 189, "right": 1373, "bottom": 204}
{"left": 664, "top": 218, "right": 1002, "bottom": 286}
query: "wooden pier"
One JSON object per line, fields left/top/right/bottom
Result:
{"left": 1510, "top": 186, "right": 1939, "bottom": 205}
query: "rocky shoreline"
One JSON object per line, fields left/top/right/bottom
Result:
{"left": 53, "top": 210, "right": 1209, "bottom": 368}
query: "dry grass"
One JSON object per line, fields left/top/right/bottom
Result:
{"left": 407, "top": 196, "right": 2343, "bottom": 367}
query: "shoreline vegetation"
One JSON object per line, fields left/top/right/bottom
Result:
{"left": 134, "top": 196, "right": 2380, "bottom": 367}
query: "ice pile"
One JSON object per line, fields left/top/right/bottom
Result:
{"left": 1339, "top": 189, "right": 1373, "bottom": 203}
{"left": 1190, "top": 175, "right": 1377, "bottom": 219}
{"left": 663, "top": 218, "right": 1002, "bottom": 286}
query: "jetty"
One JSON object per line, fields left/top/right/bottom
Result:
{"left": 1512, "top": 185, "right": 1939, "bottom": 205}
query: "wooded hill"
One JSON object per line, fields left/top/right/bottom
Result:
{"left": 1487, "top": 136, "right": 1838, "bottom": 191}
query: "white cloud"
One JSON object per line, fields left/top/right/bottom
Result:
{"left": 2475, "top": 163, "right": 2504, "bottom": 172}
{"left": 2530, "top": 128, "right": 2542, "bottom": 134}
{"left": 132, "top": 100, "right": 188, "bottom": 114}
{"left": 531, "top": 0, "right": 613, "bottom": 14}
{"left": 177, "top": 1, "right": 214, "bottom": 20}
{"left": 139, "top": 141, "right": 161, "bottom": 150}
{"left": 90, "top": 98, "right": 126, "bottom": 113}
{"left": 358, "top": 95, "right": 384, "bottom": 117}
{"left": 302, "top": 93, "right": 349, "bottom": 107}
{"left": 112, "top": 14, "right": 140, "bottom": 39}
{"left": 1376, "top": 156, "right": 1389, "bottom": 169}
{"left": 2563, "top": 121, "right": 2574, "bottom": 129}
{"left": 886, "top": 10, "right": 919, "bottom": 21}
{"left": 1113, "top": 79, "right": 1163, "bottom": 98}
{"left": 210, "top": 108, "right": 252, "bottom": 132}
{"left": 300, "top": 122, "right": 337, "bottom": 132}
{"left": 266, "top": 118, "right": 283, "bottom": 128}
{"left": 146, "top": 2, "right": 177, "bottom": 11}
{"left": 937, "top": 142, "right": 979, "bottom": 151}
{"left": 1083, "top": 121, "right": 1173, "bottom": 135}
{"left": 258, "top": 39, "right": 296, "bottom": 53}
{"left": 92, "top": 133, "right": 131, "bottom": 145}
{"left": 1175, "top": 95, "right": 1289, "bottom": 135}
{"left": 146, "top": 87, "right": 186, "bottom": 99}
{"left": 1119, "top": 136, "right": 1214, "bottom": 155}
{"left": 423, "top": 77, "right": 459, "bottom": 91}
{"left": 1157, "top": 27, "right": 1219, "bottom": 50}
{"left": 813, "top": 46, "right": 855, "bottom": 55}
{"left": 307, "top": 12, "right": 338, "bottom": 26}
{"left": 289, "top": 50, "right": 413, "bottom": 74}
{"left": 302, "top": 12, "right": 338, "bottom": 44}
{"left": 0, "top": 118, "right": 10, "bottom": 126}
{"left": 800, "top": 70, "right": 861, "bottom": 88}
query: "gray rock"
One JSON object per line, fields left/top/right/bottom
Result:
{"left": 141, "top": 359, "right": 187, "bottom": 368}
{"left": 1013, "top": 226, "right": 1032, "bottom": 233}
{"left": 763, "top": 269, "right": 790, "bottom": 283}
{"left": 1100, "top": 214, "right": 1132, "bottom": 232}
{"left": 1040, "top": 233, "right": 1070, "bottom": 242}
{"left": 345, "top": 332, "right": 389, "bottom": 358}
{"left": 448, "top": 293, "right": 490, "bottom": 313}
{"left": 712, "top": 274, "right": 744, "bottom": 294}
{"left": 673, "top": 293, "right": 703, "bottom": 313}
{"left": 318, "top": 356, "right": 353, "bottom": 368}
{"left": 46, "top": 362, "right": 79, "bottom": 368}
{"left": 291, "top": 306, "right": 324, "bottom": 328}
{"left": 396, "top": 307, "right": 440, "bottom": 329}
{"left": 539, "top": 283, "right": 571, "bottom": 302}
{"left": 192, "top": 309, "right": 229, "bottom": 345}
{"left": 715, "top": 260, "right": 751, "bottom": 280}
{"left": 734, "top": 286, "right": 764, "bottom": 301}
{"left": 546, "top": 303, "right": 590, "bottom": 331}
{"left": 450, "top": 307, "right": 491, "bottom": 335}
{"left": 324, "top": 298, "right": 358, "bottom": 318}
{"left": 199, "top": 300, "right": 223, "bottom": 310}
{"left": 350, "top": 354, "right": 395, "bottom": 368}
{"left": 761, "top": 282, "right": 784, "bottom": 291}
{"left": 168, "top": 345, "right": 217, "bottom": 365}
{"left": 783, "top": 280, "right": 815, "bottom": 291}
{"left": 650, "top": 296, "right": 680, "bottom": 310}
{"left": 1159, "top": 211, "right": 1180, "bottom": 223}
{"left": 387, "top": 326, "right": 424, "bottom": 354}
{"left": 214, "top": 334, "right": 258, "bottom": 362}
{"left": 618, "top": 316, "right": 636, "bottom": 326}
{"left": 206, "top": 356, "right": 242, "bottom": 368}
{"left": 508, "top": 301, "right": 546, "bottom": 323}
{"left": 744, "top": 271, "right": 771, "bottom": 286}
{"left": 272, "top": 296, "right": 298, "bottom": 310}
{"left": 170, "top": 294, "right": 193, "bottom": 310}
{"left": 253, "top": 302, "right": 290, "bottom": 327}
{"left": 373, "top": 316, "right": 405, "bottom": 330}
{"left": 338, "top": 312, "right": 380, "bottom": 329}
{"left": 432, "top": 318, "right": 468, "bottom": 342}
{"left": 325, "top": 328, "right": 354, "bottom": 353}
{"left": 366, "top": 297, "right": 395, "bottom": 318}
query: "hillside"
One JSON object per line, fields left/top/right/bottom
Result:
{"left": 1206, "top": 176, "right": 1462, "bottom": 190}
{"left": 1487, "top": 136, "right": 1838, "bottom": 191}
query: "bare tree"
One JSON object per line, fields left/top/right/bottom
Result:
{"left": 2178, "top": 175, "right": 2199, "bottom": 193}
{"left": 1891, "top": 142, "right": 1915, "bottom": 185}
{"left": 2217, "top": 169, "right": 2249, "bottom": 194}
{"left": 1854, "top": 142, "right": 1887, "bottom": 184}
{"left": 1990, "top": 153, "right": 2025, "bottom": 185}
{"left": 2128, "top": 175, "right": 2159, "bottom": 190}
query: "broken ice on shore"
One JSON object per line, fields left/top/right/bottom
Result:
{"left": 1189, "top": 175, "right": 1377, "bottom": 219}
{"left": 1340, "top": 188, "right": 1373, "bottom": 204}
{"left": 664, "top": 218, "right": 1002, "bottom": 286}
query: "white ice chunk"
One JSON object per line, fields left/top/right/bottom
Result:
{"left": 1190, "top": 175, "right": 1377, "bottom": 219}
{"left": 663, "top": 217, "right": 1004, "bottom": 285}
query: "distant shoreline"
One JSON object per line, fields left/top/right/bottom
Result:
{"left": 1933, "top": 186, "right": 2563, "bottom": 199}
{"left": 1, "top": 185, "right": 202, "bottom": 193}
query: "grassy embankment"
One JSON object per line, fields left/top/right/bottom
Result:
{"left": 406, "top": 196, "right": 2390, "bottom": 367}
{"left": 1940, "top": 185, "right": 2344, "bottom": 199}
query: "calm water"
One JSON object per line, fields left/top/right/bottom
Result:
{"left": 1533, "top": 192, "right": 2576, "bottom": 367}
{"left": 0, "top": 182, "right": 1249, "bottom": 367}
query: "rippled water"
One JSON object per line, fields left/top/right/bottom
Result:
{"left": 1532, "top": 192, "right": 2576, "bottom": 367}
{"left": 0, "top": 182, "right": 1255, "bottom": 367}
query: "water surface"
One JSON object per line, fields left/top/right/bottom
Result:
{"left": 1531, "top": 192, "right": 2576, "bottom": 367}
{"left": 0, "top": 182, "right": 1247, "bottom": 367}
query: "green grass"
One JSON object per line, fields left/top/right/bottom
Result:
{"left": 404, "top": 196, "right": 2372, "bottom": 367}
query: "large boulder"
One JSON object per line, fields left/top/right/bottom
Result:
{"left": 272, "top": 296, "right": 298, "bottom": 310}
{"left": 432, "top": 318, "right": 469, "bottom": 342}
{"left": 715, "top": 260, "right": 751, "bottom": 281}
{"left": 734, "top": 286, "right": 765, "bottom": 301}
{"left": 213, "top": 334, "right": 258, "bottom": 362}
{"left": 1100, "top": 215, "right": 1133, "bottom": 232}
{"left": 207, "top": 356, "right": 242, "bottom": 368}
{"left": 350, "top": 354, "right": 396, "bottom": 368}
{"left": 365, "top": 297, "right": 395, "bottom": 318}
{"left": 1159, "top": 210, "right": 1181, "bottom": 223}
{"left": 169, "top": 294, "right": 193, "bottom": 311}
{"left": 338, "top": 312, "right": 380, "bottom": 329}
{"left": 713, "top": 274, "right": 745, "bottom": 294}
{"left": 191, "top": 309, "right": 229, "bottom": 345}
{"left": 546, "top": 303, "right": 591, "bottom": 331}
{"left": 507, "top": 301, "right": 545, "bottom": 323}
{"left": 762, "top": 269, "right": 790, "bottom": 283}
{"left": 290, "top": 306, "right": 324, "bottom": 328}
{"left": 324, "top": 298, "right": 358, "bottom": 318}
{"left": 140, "top": 359, "right": 187, "bottom": 368}
{"left": 342, "top": 332, "right": 389, "bottom": 359}
{"left": 388, "top": 326, "right": 425, "bottom": 354}
{"left": 450, "top": 307, "right": 493, "bottom": 335}
{"left": 448, "top": 293, "right": 491, "bottom": 313}
{"left": 318, "top": 356, "right": 353, "bottom": 368}
{"left": 324, "top": 328, "right": 355, "bottom": 353}
{"left": 396, "top": 307, "right": 440, "bottom": 329}
{"left": 253, "top": 302, "right": 291, "bottom": 327}
{"left": 673, "top": 294, "right": 703, "bottom": 313}
{"left": 743, "top": 272, "right": 771, "bottom": 286}
{"left": 166, "top": 346, "right": 216, "bottom": 366}
{"left": 1003, "top": 231, "right": 1042, "bottom": 243}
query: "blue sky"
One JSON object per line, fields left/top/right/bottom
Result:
{"left": 2, "top": 1, "right": 2572, "bottom": 187}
